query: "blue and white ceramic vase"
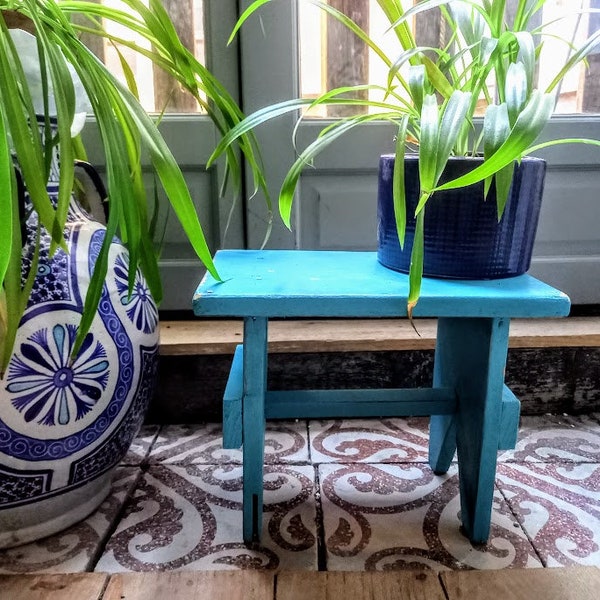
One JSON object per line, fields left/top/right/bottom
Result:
{"left": 0, "top": 119, "right": 159, "bottom": 548}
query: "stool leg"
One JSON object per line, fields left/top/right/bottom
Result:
{"left": 432, "top": 317, "right": 510, "bottom": 544}
{"left": 242, "top": 316, "right": 268, "bottom": 544}
{"left": 429, "top": 329, "right": 457, "bottom": 474}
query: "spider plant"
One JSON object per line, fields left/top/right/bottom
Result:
{"left": 0, "top": 0, "right": 267, "bottom": 374}
{"left": 211, "top": 0, "right": 600, "bottom": 317}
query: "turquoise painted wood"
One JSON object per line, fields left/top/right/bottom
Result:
{"left": 222, "top": 345, "right": 243, "bottom": 449}
{"left": 193, "top": 250, "right": 571, "bottom": 545}
{"left": 242, "top": 317, "right": 268, "bottom": 543}
{"left": 193, "top": 250, "right": 570, "bottom": 318}
{"left": 499, "top": 385, "right": 521, "bottom": 451}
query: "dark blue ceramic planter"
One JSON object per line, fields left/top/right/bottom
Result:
{"left": 377, "top": 154, "right": 546, "bottom": 279}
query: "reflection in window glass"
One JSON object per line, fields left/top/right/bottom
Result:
{"left": 82, "top": 0, "right": 205, "bottom": 113}
{"left": 299, "top": 0, "right": 600, "bottom": 117}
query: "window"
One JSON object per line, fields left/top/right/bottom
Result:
{"left": 299, "top": 0, "right": 600, "bottom": 116}
{"left": 80, "top": 0, "right": 206, "bottom": 113}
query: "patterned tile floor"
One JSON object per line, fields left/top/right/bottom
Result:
{"left": 1, "top": 414, "right": 600, "bottom": 574}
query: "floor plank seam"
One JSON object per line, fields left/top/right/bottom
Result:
{"left": 495, "top": 480, "right": 546, "bottom": 567}
{"left": 312, "top": 466, "right": 329, "bottom": 573}
{"left": 86, "top": 468, "right": 143, "bottom": 573}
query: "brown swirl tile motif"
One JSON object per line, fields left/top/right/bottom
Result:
{"left": 95, "top": 463, "right": 317, "bottom": 572}
{"left": 319, "top": 463, "right": 541, "bottom": 571}
{"left": 0, "top": 467, "right": 139, "bottom": 574}
{"left": 497, "top": 462, "right": 600, "bottom": 566}
{"left": 149, "top": 422, "right": 309, "bottom": 465}
{"left": 310, "top": 418, "right": 431, "bottom": 464}
{"left": 499, "top": 415, "right": 600, "bottom": 463}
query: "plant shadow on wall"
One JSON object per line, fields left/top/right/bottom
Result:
{"left": 0, "top": 0, "right": 267, "bottom": 549}
{"left": 212, "top": 0, "right": 600, "bottom": 318}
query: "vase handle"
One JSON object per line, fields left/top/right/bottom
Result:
{"left": 73, "top": 160, "right": 109, "bottom": 225}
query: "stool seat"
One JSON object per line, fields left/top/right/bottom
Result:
{"left": 193, "top": 250, "right": 570, "bottom": 544}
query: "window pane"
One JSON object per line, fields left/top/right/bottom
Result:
{"left": 299, "top": 0, "right": 600, "bottom": 117}
{"left": 79, "top": 0, "right": 205, "bottom": 113}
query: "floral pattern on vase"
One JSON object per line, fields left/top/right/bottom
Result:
{"left": 0, "top": 118, "right": 159, "bottom": 549}
{"left": 7, "top": 324, "right": 109, "bottom": 426}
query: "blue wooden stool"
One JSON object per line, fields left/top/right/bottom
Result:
{"left": 192, "top": 250, "right": 570, "bottom": 545}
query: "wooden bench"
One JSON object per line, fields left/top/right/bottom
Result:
{"left": 192, "top": 250, "right": 571, "bottom": 546}
{"left": 159, "top": 316, "right": 600, "bottom": 355}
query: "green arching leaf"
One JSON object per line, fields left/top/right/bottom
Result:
{"left": 208, "top": 98, "right": 314, "bottom": 167}
{"left": 407, "top": 208, "right": 425, "bottom": 320}
{"left": 279, "top": 112, "right": 400, "bottom": 227}
{"left": 387, "top": 47, "right": 430, "bottom": 88}
{"left": 408, "top": 65, "right": 426, "bottom": 114}
{"left": 376, "top": 0, "right": 417, "bottom": 53}
{"left": 435, "top": 90, "right": 472, "bottom": 182}
{"left": 0, "top": 113, "right": 13, "bottom": 290}
{"left": 449, "top": 1, "right": 486, "bottom": 46}
{"left": 494, "top": 161, "right": 515, "bottom": 220}
{"left": 228, "top": 0, "right": 273, "bottom": 45}
{"left": 392, "top": 116, "right": 409, "bottom": 249}
{"left": 418, "top": 94, "right": 439, "bottom": 194}
{"left": 71, "top": 191, "right": 121, "bottom": 359}
{"left": 489, "top": 0, "right": 507, "bottom": 37}
{"left": 434, "top": 91, "right": 555, "bottom": 192}
{"left": 0, "top": 15, "right": 59, "bottom": 247}
{"left": 545, "top": 26, "right": 600, "bottom": 93}
{"left": 513, "top": 31, "right": 536, "bottom": 93}
{"left": 483, "top": 103, "right": 511, "bottom": 158}
{"left": 483, "top": 103, "right": 511, "bottom": 199}
{"left": 421, "top": 55, "right": 454, "bottom": 99}
{"left": 505, "top": 61, "right": 528, "bottom": 126}
{"left": 525, "top": 137, "right": 600, "bottom": 154}
{"left": 307, "top": 0, "right": 398, "bottom": 70}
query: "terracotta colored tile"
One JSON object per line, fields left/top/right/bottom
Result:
{"left": 497, "top": 462, "right": 600, "bottom": 567}
{"left": 0, "top": 468, "right": 139, "bottom": 574}
{"left": 499, "top": 415, "right": 600, "bottom": 463}
{"left": 319, "top": 463, "right": 540, "bottom": 571}
{"left": 148, "top": 422, "right": 309, "bottom": 465}
{"left": 309, "top": 418, "right": 431, "bottom": 464}
{"left": 96, "top": 464, "right": 317, "bottom": 572}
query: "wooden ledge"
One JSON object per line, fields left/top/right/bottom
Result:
{"left": 159, "top": 316, "right": 600, "bottom": 356}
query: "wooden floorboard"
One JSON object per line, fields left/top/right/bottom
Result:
{"left": 102, "top": 572, "right": 273, "bottom": 600}
{"left": 2, "top": 569, "right": 600, "bottom": 600}
{"left": 441, "top": 566, "right": 600, "bottom": 600}
{"left": 0, "top": 573, "right": 108, "bottom": 600}
{"left": 277, "top": 571, "right": 445, "bottom": 600}
{"left": 160, "top": 316, "right": 600, "bottom": 356}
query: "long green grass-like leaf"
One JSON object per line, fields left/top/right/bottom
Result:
{"left": 0, "top": 15, "right": 60, "bottom": 247}
{"left": 0, "top": 112, "right": 13, "bottom": 290}
{"left": 513, "top": 31, "right": 536, "bottom": 92}
{"left": 407, "top": 208, "right": 425, "bottom": 320}
{"left": 208, "top": 99, "right": 313, "bottom": 167}
{"left": 392, "top": 116, "right": 409, "bottom": 249}
{"left": 29, "top": 9, "right": 76, "bottom": 255}
{"left": 418, "top": 94, "right": 439, "bottom": 194}
{"left": 421, "top": 55, "right": 454, "bottom": 99}
{"left": 434, "top": 90, "right": 472, "bottom": 182}
{"left": 505, "top": 61, "right": 528, "bottom": 126}
{"left": 483, "top": 103, "right": 510, "bottom": 197}
{"left": 279, "top": 112, "right": 400, "bottom": 227}
{"left": 545, "top": 26, "right": 600, "bottom": 93}
{"left": 408, "top": 65, "right": 426, "bottom": 114}
{"left": 376, "top": 0, "right": 416, "bottom": 52}
{"left": 434, "top": 91, "right": 555, "bottom": 192}
{"left": 525, "top": 137, "right": 600, "bottom": 154}
{"left": 228, "top": 0, "right": 272, "bottom": 44}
